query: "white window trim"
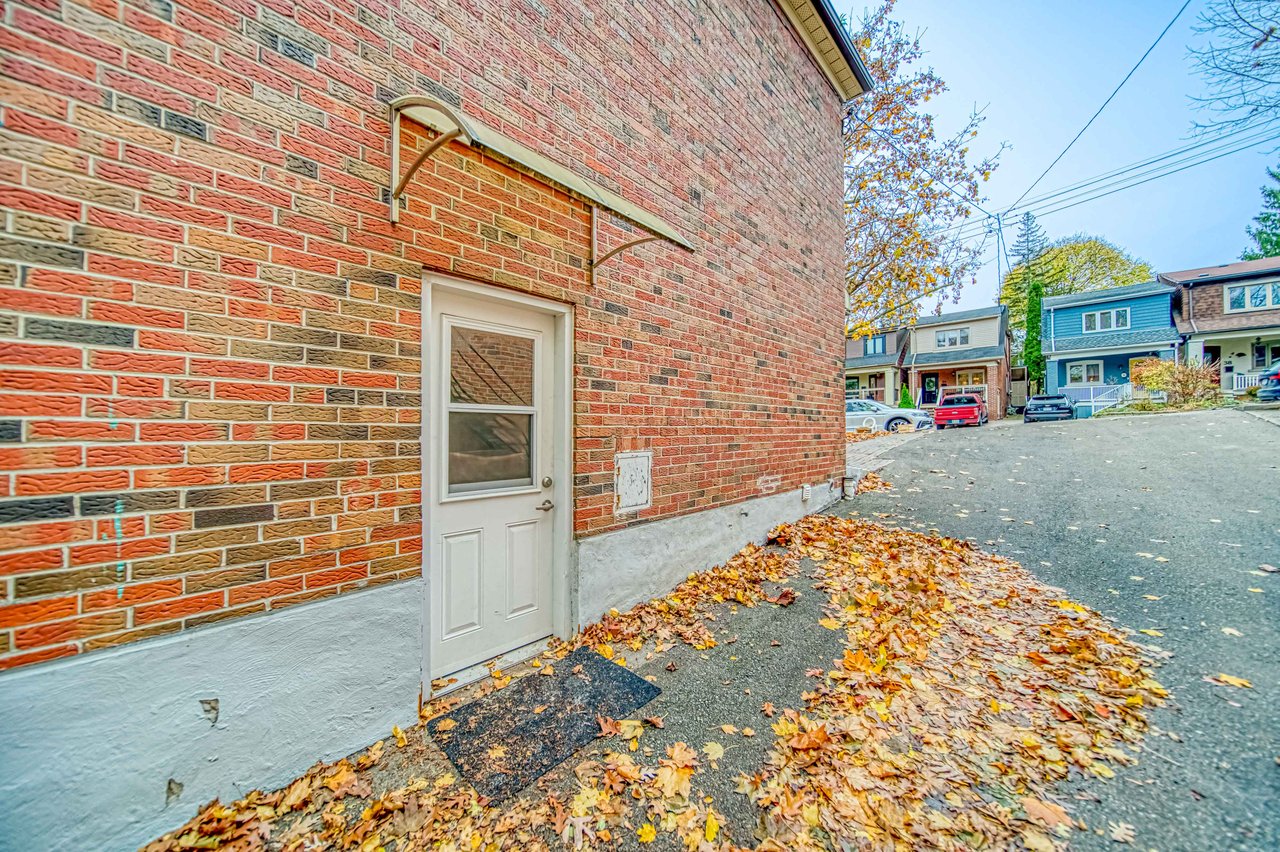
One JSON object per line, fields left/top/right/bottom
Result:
{"left": 1223, "top": 281, "right": 1280, "bottom": 314}
{"left": 933, "top": 326, "right": 971, "bottom": 348}
{"left": 1065, "top": 360, "right": 1104, "bottom": 386}
{"left": 1082, "top": 308, "right": 1131, "bottom": 334}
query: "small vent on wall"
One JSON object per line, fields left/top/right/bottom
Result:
{"left": 615, "top": 452, "right": 652, "bottom": 513}
{"left": 801, "top": 484, "right": 812, "bottom": 502}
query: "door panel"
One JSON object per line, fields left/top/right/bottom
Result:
{"left": 430, "top": 289, "right": 557, "bottom": 677}
{"left": 505, "top": 521, "right": 539, "bottom": 618}
{"left": 441, "top": 530, "right": 483, "bottom": 639}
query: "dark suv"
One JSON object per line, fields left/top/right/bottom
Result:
{"left": 1257, "top": 360, "right": 1280, "bottom": 402}
{"left": 1023, "top": 394, "right": 1076, "bottom": 422}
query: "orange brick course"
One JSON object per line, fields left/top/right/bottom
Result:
{"left": 0, "top": 0, "right": 848, "bottom": 670}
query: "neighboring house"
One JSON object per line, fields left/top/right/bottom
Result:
{"left": 845, "top": 327, "right": 908, "bottom": 402}
{"left": 0, "top": 1, "right": 871, "bottom": 848}
{"left": 906, "top": 305, "right": 1013, "bottom": 418}
{"left": 1042, "top": 281, "right": 1180, "bottom": 416}
{"left": 1161, "top": 258, "right": 1280, "bottom": 394}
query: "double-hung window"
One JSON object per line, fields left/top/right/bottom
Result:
{"left": 1082, "top": 308, "right": 1130, "bottom": 333}
{"left": 934, "top": 327, "right": 970, "bottom": 348}
{"left": 1224, "top": 281, "right": 1280, "bottom": 313}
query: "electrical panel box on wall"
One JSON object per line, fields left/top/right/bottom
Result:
{"left": 614, "top": 451, "right": 652, "bottom": 513}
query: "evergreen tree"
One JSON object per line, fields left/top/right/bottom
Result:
{"left": 1025, "top": 277, "right": 1045, "bottom": 391}
{"left": 1009, "top": 213, "right": 1048, "bottom": 390}
{"left": 1242, "top": 166, "right": 1280, "bottom": 260}
{"left": 898, "top": 382, "right": 914, "bottom": 408}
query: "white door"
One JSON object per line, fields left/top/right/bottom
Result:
{"left": 428, "top": 288, "right": 557, "bottom": 677}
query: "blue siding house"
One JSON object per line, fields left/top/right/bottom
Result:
{"left": 1042, "top": 281, "right": 1179, "bottom": 415}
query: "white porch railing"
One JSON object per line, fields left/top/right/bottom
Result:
{"left": 1061, "top": 383, "right": 1131, "bottom": 413}
{"left": 1232, "top": 372, "right": 1262, "bottom": 391}
{"left": 938, "top": 384, "right": 987, "bottom": 399}
{"left": 847, "top": 388, "right": 886, "bottom": 401}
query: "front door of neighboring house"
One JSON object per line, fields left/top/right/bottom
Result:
{"left": 428, "top": 287, "right": 560, "bottom": 678}
{"left": 1203, "top": 345, "right": 1222, "bottom": 385}
{"left": 921, "top": 372, "right": 939, "bottom": 405}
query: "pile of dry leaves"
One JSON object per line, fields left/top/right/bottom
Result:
{"left": 845, "top": 430, "right": 886, "bottom": 445}
{"left": 853, "top": 471, "right": 893, "bottom": 494}
{"left": 144, "top": 516, "right": 1165, "bottom": 852}
{"left": 745, "top": 516, "right": 1166, "bottom": 850}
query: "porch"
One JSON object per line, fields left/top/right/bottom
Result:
{"left": 909, "top": 365, "right": 996, "bottom": 412}
{"left": 1047, "top": 348, "right": 1174, "bottom": 415}
{"left": 845, "top": 366, "right": 896, "bottom": 403}
{"left": 1186, "top": 331, "right": 1280, "bottom": 395}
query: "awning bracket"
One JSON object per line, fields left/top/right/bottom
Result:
{"left": 590, "top": 207, "right": 662, "bottom": 285}
{"left": 388, "top": 95, "right": 694, "bottom": 280}
{"left": 389, "top": 97, "right": 472, "bottom": 224}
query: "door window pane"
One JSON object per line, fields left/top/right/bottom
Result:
{"left": 450, "top": 327, "right": 534, "bottom": 406}
{"left": 448, "top": 412, "right": 532, "bottom": 493}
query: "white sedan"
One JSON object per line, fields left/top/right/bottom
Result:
{"left": 845, "top": 398, "right": 934, "bottom": 432}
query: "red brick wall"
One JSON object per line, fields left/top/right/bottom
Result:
{"left": 0, "top": 0, "right": 847, "bottom": 669}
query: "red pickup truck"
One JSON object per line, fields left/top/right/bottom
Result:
{"left": 934, "top": 394, "right": 988, "bottom": 429}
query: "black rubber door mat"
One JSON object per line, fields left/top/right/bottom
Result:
{"left": 428, "top": 646, "right": 660, "bottom": 801}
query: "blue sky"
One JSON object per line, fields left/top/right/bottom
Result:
{"left": 862, "top": 0, "right": 1278, "bottom": 310}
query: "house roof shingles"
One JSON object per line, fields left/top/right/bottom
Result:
{"left": 1042, "top": 280, "right": 1173, "bottom": 309}
{"left": 912, "top": 304, "right": 1005, "bottom": 326}
{"left": 1048, "top": 326, "right": 1179, "bottom": 354}
{"left": 1158, "top": 257, "right": 1280, "bottom": 285}
{"left": 845, "top": 352, "right": 899, "bottom": 369}
{"left": 912, "top": 344, "right": 1007, "bottom": 366}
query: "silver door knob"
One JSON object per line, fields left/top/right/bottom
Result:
{"left": 535, "top": 500, "right": 554, "bottom": 512}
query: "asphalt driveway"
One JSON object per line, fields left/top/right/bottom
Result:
{"left": 849, "top": 410, "right": 1279, "bottom": 851}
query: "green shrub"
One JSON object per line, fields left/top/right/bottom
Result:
{"left": 898, "top": 383, "right": 914, "bottom": 408}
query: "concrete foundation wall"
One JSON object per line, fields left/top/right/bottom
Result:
{"left": 0, "top": 581, "right": 423, "bottom": 852}
{"left": 576, "top": 483, "right": 839, "bottom": 623}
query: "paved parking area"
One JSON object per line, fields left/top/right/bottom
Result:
{"left": 846, "top": 410, "right": 1279, "bottom": 851}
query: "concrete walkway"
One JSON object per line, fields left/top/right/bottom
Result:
{"left": 844, "top": 429, "right": 928, "bottom": 478}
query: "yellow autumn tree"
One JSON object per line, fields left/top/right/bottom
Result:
{"left": 845, "top": 1, "right": 1002, "bottom": 337}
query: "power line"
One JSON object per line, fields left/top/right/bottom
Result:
{"left": 1003, "top": 0, "right": 1194, "bottom": 214}
{"left": 945, "top": 127, "right": 1280, "bottom": 242}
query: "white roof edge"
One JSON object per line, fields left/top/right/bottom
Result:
{"left": 394, "top": 97, "right": 693, "bottom": 251}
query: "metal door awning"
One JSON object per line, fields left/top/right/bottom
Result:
{"left": 389, "top": 96, "right": 693, "bottom": 283}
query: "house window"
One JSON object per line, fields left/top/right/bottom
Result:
{"left": 934, "top": 327, "right": 970, "bottom": 348}
{"left": 955, "top": 369, "right": 985, "bottom": 385}
{"left": 1082, "top": 308, "right": 1130, "bottom": 333}
{"left": 1224, "top": 281, "right": 1280, "bottom": 313}
{"left": 1066, "top": 361, "right": 1103, "bottom": 385}
{"left": 864, "top": 335, "right": 886, "bottom": 356}
{"left": 1254, "top": 344, "right": 1271, "bottom": 369}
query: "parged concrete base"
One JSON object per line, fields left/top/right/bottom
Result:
{"left": 0, "top": 581, "right": 423, "bottom": 852}
{"left": 575, "top": 482, "right": 840, "bottom": 624}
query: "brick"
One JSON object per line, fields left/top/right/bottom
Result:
{"left": 134, "top": 591, "right": 224, "bottom": 625}
{"left": 184, "top": 565, "right": 266, "bottom": 593}
{"left": 193, "top": 504, "right": 275, "bottom": 529}
{"left": 0, "top": 235, "right": 84, "bottom": 269}
{"left": 132, "top": 550, "right": 221, "bottom": 580}
{"left": 24, "top": 318, "right": 133, "bottom": 348}
{"left": 82, "top": 579, "right": 183, "bottom": 612}
{"left": 15, "top": 611, "right": 127, "bottom": 649}
{"left": 15, "top": 565, "right": 120, "bottom": 598}
{"left": 16, "top": 470, "right": 130, "bottom": 496}
{"left": 0, "top": 596, "right": 78, "bottom": 629}
{"left": 0, "top": 496, "right": 76, "bottom": 525}
{"left": 0, "top": 421, "right": 20, "bottom": 442}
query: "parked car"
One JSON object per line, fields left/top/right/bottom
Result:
{"left": 1023, "top": 394, "right": 1076, "bottom": 422}
{"left": 845, "top": 398, "right": 934, "bottom": 432}
{"left": 933, "top": 393, "right": 987, "bottom": 429}
{"left": 1257, "top": 359, "right": 1280, "bottom": 402}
